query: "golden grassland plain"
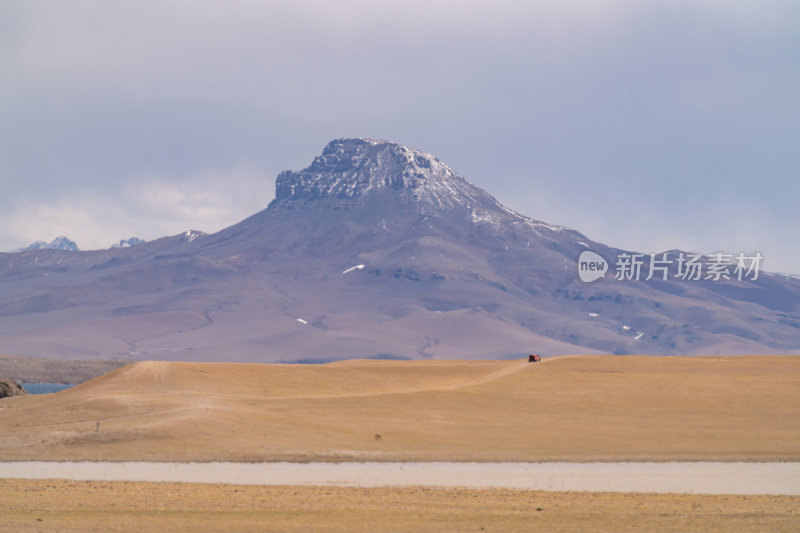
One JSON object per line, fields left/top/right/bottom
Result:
{"left": 1, "top": 479, "right": 799, "bottom": 533}
{"left": 0, "top": 355, "right": 798, "bottom": 462}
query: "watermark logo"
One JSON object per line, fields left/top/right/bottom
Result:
{"left": 578, "top": 250, "right": 608, "bottom": 283}
{"left": 578, "top": 250, "right": 763, "bottom": 283}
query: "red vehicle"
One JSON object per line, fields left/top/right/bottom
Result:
{"left": 528, "top": 354, "right": 541, "bottom": 362}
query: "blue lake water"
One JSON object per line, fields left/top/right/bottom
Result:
{"left": 20, "top": 383, "right": 74, "bottom": 394}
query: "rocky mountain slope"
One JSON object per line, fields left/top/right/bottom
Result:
{"left": 0, "top": 138, "right": 798, "bottom": 362}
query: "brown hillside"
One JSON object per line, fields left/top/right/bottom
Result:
{"left": 0, "top": 355, "right": 798, "bottom": 462}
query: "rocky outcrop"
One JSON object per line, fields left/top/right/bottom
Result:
{"left": 0, "top": 379, "right": 27, "bottom": 398}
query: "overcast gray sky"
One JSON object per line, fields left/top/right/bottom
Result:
{"left": 1, "top": 0, "right": 798, "bottom": 273}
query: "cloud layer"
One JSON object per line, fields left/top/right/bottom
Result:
{"left": 1, "top": 1, "right": 798, "bottom": 271}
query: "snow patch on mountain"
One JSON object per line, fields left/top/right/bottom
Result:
{"left": 342, "top": 264, "right": 365, "bottom": 274}
{"left": 181, "top": 230, "right": 207, "bottom": 243}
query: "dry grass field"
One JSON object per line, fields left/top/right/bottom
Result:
{"left": 1, "top": 355, "right": 798, "bottom": 462}
{"left": 1, "top": 479, "right": 798, "bottom": 532}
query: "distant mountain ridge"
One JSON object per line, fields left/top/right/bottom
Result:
{"left": 0, "top": 138, "right": 798, "bottom": 363}
{"left": 15, "top": 236, "right": 150, "bottom": 252}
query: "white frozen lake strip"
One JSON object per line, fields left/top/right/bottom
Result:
{"left": 1, "top": 462, "right": 799, "bottom": 495}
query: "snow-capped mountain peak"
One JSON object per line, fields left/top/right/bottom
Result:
{"left": 110, "top": 237, "right": 145, "bottom": 249}
{"left": 21, "top": 236, "right": 79, "bottom": 252}
{"left": 270, "top": 138, "right": 501, "bottom": 212}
